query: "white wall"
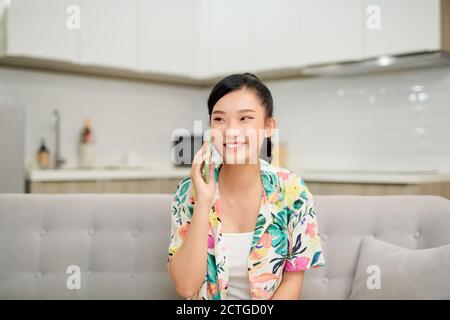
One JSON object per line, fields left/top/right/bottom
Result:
{"left": 0, "top": 64, "right": 449, "bottom": 173}
{"left": 264, "top": 65, "right": 450, "bottom": 173}
{"left": 0, "top": 66, "right": 208, "bottom": 169}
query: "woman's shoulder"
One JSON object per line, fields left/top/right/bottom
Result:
{"left": 268, "top": 162, "right": 312, "bottom": 204}
{"left": 268, "top": 162, "right": 308, "bottom": 186}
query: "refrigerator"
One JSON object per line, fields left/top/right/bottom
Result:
{"left": 0, "top": 104, "right": 25, "bottom": 193}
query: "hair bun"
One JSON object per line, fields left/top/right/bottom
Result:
{"left": 243, "top": 72, "right": 260, "bottom": 80}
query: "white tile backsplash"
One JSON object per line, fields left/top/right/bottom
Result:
{"left": 0, "top": 63, "right": 449, "bottom": 173}
{"left": 265, "top": 65, "right": 450, "bottom": 172}
{"left": 0, "top": 66, "right": 208, "bottom": 169}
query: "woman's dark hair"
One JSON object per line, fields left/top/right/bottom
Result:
{"left": 207, "top": 73, "right": 274, "bottom": 161}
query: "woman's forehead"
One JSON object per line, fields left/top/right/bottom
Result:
{"left": 212, "top": 89, "right": 263, "bottom": 113}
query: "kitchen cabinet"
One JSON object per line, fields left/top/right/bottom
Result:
{"left": 1, "top": 0, "right": 448, "bottom": 82}
{"left": 138, "top": 0, "right": 199, "bottom": 77}
{"left": 79, "top": 0, "right": 138, "bottom": 70}
{"left": 299, "top": 0, "right": 364, "bottom": 66}
{"left": 363, "top": 0, "right": 440, "bottom": 58}
{"left": 204, "top": 0, "right": 252, "bottom": 76}
{"left": 99, "top": 179, "right": 180, "bottom": 193}
{"left": 252, "top": 0, "right": 301, "bottom": 71}
{"left": 203, "top": 0, "right": 364, "bottom": 73}
{"left": 306, "top": 181, "right": 450, "bottom": 199}
{"left": 27, "top": 176, "right": 450, "bottom": 199}
{"left": 27, "top": 178, "right": 181, "bottom": 194}
{"left": 6, "top": 0, "right": 81, "bottom": 62}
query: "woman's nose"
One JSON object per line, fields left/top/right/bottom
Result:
{"left": 225, "top": 128, "right": 244, "bottom": 139}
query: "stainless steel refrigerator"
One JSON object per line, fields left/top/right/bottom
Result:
{"left": 0, "top": 104, "right": 25, "bottom": 193}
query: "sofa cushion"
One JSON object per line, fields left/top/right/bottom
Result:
{"left": 349, "top": 236, "right": 450, "bottom": 299}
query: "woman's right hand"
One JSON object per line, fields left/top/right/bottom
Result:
{"left": 190, "top": 141, "right": 216, "bottom": 205}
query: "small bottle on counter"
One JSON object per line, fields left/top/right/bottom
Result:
{"left": 78, "top": 117, "right": 95, "bottom": 168}
{"left": 37, "top": 138, "right": 50, "bottom": 169}
{"left": 81, "top": 117, "right": 93, "bottom": 144}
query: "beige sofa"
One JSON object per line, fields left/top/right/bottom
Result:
{"left": 0, "top": 194, "right": 449, "bottom": 299}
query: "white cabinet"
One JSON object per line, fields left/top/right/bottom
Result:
{"left": 252, "top": 0, "right": 301, "bottom": 71}
{"left": 79, "top": 0, "right": 138, "bottom": 70}
{"left": 0, "top": 0, "right": 8, "bottom": 55}
{"left": 138, "top": 0, "right": 199, "bottom": 77}
{"left": 204, "top": 0, "right": 252, "bottom": 76}
{"left": 299, "top": 0, "right": 364, "bottom": 66}
{"left": 363, "top": 0, "right": 440, "bottom": 58}
{"left": 1, "top": 0, "right": 445, "bottom": 80}
{"left": 7, "top": 0, "right": 81, "bottom": 62}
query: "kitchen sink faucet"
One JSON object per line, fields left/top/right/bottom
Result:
{"left": 52, "top": 110, "right": 66, "bottom": 169}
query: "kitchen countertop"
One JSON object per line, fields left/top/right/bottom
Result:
{"left": 27, "top": 165, "right": 450, "bottom": 184}
{"left": 27, "top": 166, "right": 191, "bottom": 182}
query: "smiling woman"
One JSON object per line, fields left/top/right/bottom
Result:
{"left": 208, "top": 73, "right": 275, "bottom": 166}
{"left": 167, "top": 73, "right": 325, "bottom": 300}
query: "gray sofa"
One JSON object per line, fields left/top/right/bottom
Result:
{"left": 0, "top": 194, "right": 449, "bottom": 299}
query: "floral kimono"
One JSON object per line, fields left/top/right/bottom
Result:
{"left": 167, "top": 158, "right": 325, "bottom": 300}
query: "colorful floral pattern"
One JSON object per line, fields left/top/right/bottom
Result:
{"left": 167, "top": 158, "right": 325, "bottom": 300}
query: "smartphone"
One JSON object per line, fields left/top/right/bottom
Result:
{"left": 201, "top": 131, "right": 222, "bottom": 183}
{"left": 201, "top": 133, "right": 213, "bottom": 183}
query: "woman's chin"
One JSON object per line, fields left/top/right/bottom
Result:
{"left": 223, "top": 153, "right": 259, "bottom": 165}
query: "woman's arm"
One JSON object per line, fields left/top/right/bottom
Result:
{"left": 168, "top": 141, "right": 216, "bottom": 299}
{"left": 270, "top": 271, "right": 305, "bottom": 300}
{"left": 168, "top": 199, "right": 211, "bottom": 299}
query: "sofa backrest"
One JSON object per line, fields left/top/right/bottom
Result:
{"left": 0, "top": 194, "right": 449, "bottom": 299}
{"left": 309, "top": 195, "right": 450, "bottom": 299}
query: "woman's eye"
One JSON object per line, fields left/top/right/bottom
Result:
{"left": 213, "top": 117, "right": 224, "bottom": 122}
{"left": 241, "top": 116, "right": 254, "bottom": 121}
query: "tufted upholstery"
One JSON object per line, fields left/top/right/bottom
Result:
{"left": 0, "top": 194, "right": 449, "bottom": 299}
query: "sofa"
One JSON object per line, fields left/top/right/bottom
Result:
{"left": 0, "top": 194, "right": 449, "bottom": 299}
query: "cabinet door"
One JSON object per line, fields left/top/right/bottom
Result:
{"left": 300, "top": 0, "right": 364, "bottom": 66}
{"left": 139, "top": 0, "right": 199, "bottom": 77}
{"left": 79, "top": 0, "right": 138, "bottom": 70}
{"left": 99, "top": 179, "right": 181, "bottom": 193}
{"left": 364, "top": 0, "right": 440, "bottom": 58}
{"left": 252, "top": 0, "right": 301, "bottom": 71}
{"left": 29, "top": 181, "right": 101, "bottom": 193}
{"left": 205, "top": 0, "right": 252, "bottom": 76}
{"left": 0, "top": 0, "right": 8, "bottom": 55}
{"left": 7, "top": 0, "right": 81, "bottom": 62}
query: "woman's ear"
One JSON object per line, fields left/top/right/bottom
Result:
{"left": 265, "top": 117, "right": 276, "bottom": 138}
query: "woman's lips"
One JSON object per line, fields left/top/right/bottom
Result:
{"left": 223, "top": 142, "right": 246, "bottom": 152}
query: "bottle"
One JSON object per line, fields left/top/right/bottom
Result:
{"left": 37, "top": 138, "right": 50, "bottom": 169}
{"left": 78, "top": 117, "right": 95, "bottom": 168}
{"left": 80, "top": 117, "right": 93, "bottom": 144}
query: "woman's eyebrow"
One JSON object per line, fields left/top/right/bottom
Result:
{"left": 237, "top": 108, "right": 256, "bottom": 113}
{"left": 212, "top": 108, "right": 256, "bottom": 115}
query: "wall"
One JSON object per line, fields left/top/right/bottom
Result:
{"left": 0, "top": 66, "right": 207, "bottom": 169}
{"left": 0, "top": 63, "right": 449, "bottom": 173}
{"left": 265, "top": 65, "right": 450, "bottom": 173}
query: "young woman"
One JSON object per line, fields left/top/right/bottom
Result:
{"left": 167, "top": 73, "right": 325, "bottom": 300}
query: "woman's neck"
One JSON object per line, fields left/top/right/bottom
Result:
{"left": 219, "top": 162, "right": 262, "bottom": 194}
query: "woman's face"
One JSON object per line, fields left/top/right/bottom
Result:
{"left": 210, "top": 88, "right": 275, "bottom": 165}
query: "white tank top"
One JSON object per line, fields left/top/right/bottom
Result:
{"left": 222, "top": 231, "right": 254, "bottom": 300}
